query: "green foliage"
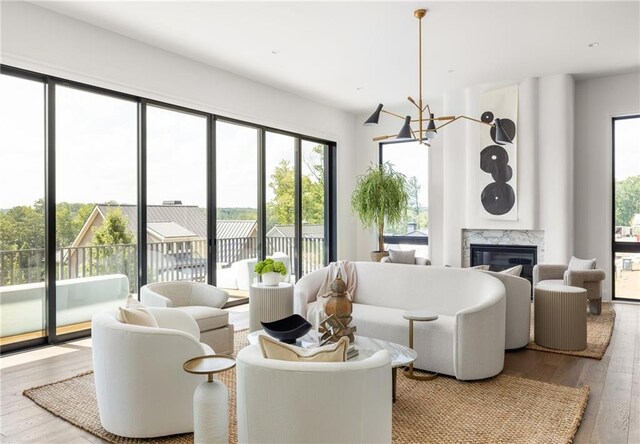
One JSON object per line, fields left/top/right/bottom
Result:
{"left": 254, "top": 258, "right": 287, "bottom": 275}
{"left": 615, "top": 175, "right": 640, "bottom": 227}
{"left": 351, "top": 162, "right": 409, "bottom": 252}
{"left": 0, "top": 203, "right": 44, "bottom": 250}
{"left": 267, "top": 144, "right": 325, "bottom": 228}
{"left": 217, "top": 207, "right": 258, "bottom": 220}
{"left": 92, "top": 208, "right": 135, "bottom": 245}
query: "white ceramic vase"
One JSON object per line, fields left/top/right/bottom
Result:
{"left": 261, "top": 272, "right": 282, "bottom": 286}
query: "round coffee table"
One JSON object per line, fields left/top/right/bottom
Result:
{"left": 403, "top": 310, "right": 439, "bottom": 380}
{"left": 183, "top": 354, "right": 236, "bottom": 444}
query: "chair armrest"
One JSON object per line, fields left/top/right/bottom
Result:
{"left": 190, "top": 284, "right": 229, "bottom": 308}
{"left": 140, "top": 287, "right": 172, "bottom": 307}
{"left": 147, "top": 307, "right": 200, "bottom": 340}
{"left": 533, "top": 264, "right": 567, "bottom": 286}
{"left": 380, "top": 257, "right": 392, "bottom": 263}
{"left": 565, "top": 269, "right": 606, "bottom": 286}
{"left": 293, "top": 268, "right": 326, "bottom": 316}
{"left": 415, "top": 257, "right": 431, "bottom": 266}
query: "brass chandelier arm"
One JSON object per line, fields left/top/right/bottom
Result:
{"left": 434, "top": 115, "right": 493, "bottom": 131}
{"left": 380, "top": 109, "right": 407, "bottom": 120}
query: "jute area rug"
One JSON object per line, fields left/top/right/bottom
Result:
{"left": 24, "top": 330, "right": 589, "bottom": 444}
{"left": 526, "top": 302, "right": 615, "bottom": 359}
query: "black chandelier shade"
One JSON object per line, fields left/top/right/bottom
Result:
{"left": 426, "top": 113, "right": 437, "bottom": 139}
{"left": 364, "top": 103, "right": 384, "bottom": 126}
{"left": 397, "top": 116, "right": 413, "bottom": 140}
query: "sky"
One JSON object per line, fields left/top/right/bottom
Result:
{"left": 0, "top": 74, "right": 324, "bottom": 210}
{"left": 383, "top": 141, "right": 429, "bottom": 209}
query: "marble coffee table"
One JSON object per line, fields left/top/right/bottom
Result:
{"left": 247, "top": 330, "right": 416, "bottom": 402}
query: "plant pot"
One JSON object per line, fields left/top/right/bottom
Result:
{"left": 370, "top": 251, "right": 389, "bottom": 262}
{"left": 261, "top": 272, "right": 282, "bottom": 286}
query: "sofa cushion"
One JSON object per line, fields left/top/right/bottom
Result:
{"left": 500, "top": 265, "right": 523, "bottom": 276}
{"left": 388, "top": 249, "right": 416, "bottom": 264}
{"left": 470, "top": 264, "right": 491, "bottom": 271}
{"left": 351, "top": 303, "right": 455, "bottom": 376}
{"left": 568, "top": 256, "right": 596, "bottom": 270}
{"left": 176, "top": 306, "right": 229, "bottom": 331}
{"left": 259, "top": 334, "right": 348, "bottom": 362}
{"left": 117, "top": 295, "right": 158, "bottom": 328}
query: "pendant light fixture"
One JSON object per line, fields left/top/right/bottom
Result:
{"left": 364, "top": 8, "right": 513, "bottom": 146}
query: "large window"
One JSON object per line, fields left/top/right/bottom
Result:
{"left": 0, "top": 64, "right": 336, "bottom": 352}
{"left": 216, "top": 121, "right": 259, "bottom": 296}
{"left": 380, "top": 141, "right": 429, "bottom": 257}
{"left": 146, "top": 105, "right": 208, "bottom": 284}
{"left": 613, "top": 115, "right": 640, "bottom": 300}
{"left": 55, "top": 85, "right": 138, "bottom": 335}
{"left": 0, "top": 74, "right": 45, "bottom": 346}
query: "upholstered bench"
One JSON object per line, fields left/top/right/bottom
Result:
{"left": 141, "top": 282, "right": 234, "bottom": 354}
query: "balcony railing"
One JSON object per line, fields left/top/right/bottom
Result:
{"left": 0, "top": 236, "right": 326, "bottom": 289}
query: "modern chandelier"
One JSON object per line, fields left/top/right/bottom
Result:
{"left": 363, "top": 8, "right": 513, "bottom": 146}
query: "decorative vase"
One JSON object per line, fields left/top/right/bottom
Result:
{"left": 261, "top": 272, "right": 282, "bottom": 286}
{"left": 323, "top": 273, "right": 356, "bottom": 341}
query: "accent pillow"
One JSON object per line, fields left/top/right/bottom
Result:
{"left": 259, "top": 335, "right": 348, "bottom": 362}
{"left": 117, "top": 295, "right": 158, "bottom": 328}
{"left": 568, "top": 256, "right": 596, "bottom": 270}
{"left": 500, "top": 265, "right": 523, "bottom": 276}
{"left": 470, "top": 264, "right": 491, "bottom": 271}
{"left": 388, "top": 249, "right": 416, "bottom": 264}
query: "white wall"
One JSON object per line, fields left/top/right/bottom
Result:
{"left": 0, "top": 1, "right": 359, "bottom": 260}
{"left": 575, "top": 71, "right": 640, "bottom": 300}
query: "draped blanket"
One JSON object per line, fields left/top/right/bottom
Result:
{"left": 308, "top": 261, "right": 357, "bottom": 328}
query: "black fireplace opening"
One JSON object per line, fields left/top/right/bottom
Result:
{"left": 470, "top": 244, "right": 537, "bottom": 288}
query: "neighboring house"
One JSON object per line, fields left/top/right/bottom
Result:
{"left": 266, "top": 224, "right": 324, "bottom": 239}
{"left": 69, "top": 202, "right": 258, "bottom": 277}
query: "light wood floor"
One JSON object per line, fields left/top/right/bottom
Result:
{"left": 1, "top": 303, "right": 638, "bottom": 444}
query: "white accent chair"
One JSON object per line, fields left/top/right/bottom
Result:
{"left": 236, "top": 345, "right": 392, "bottom": 443}
{"left": 533, "top": 263, "right": 605, "bottom": 314}
{"left": 92, "top": 308, "right": 212, "bottom": 438}
{"left": 140, "top": 281, "right": 234, "bottom": 354}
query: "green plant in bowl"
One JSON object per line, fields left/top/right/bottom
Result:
{"left": 254, "top": 258, "right": 288, "bottom": 276}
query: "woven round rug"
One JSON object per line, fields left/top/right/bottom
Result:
{"left": 527, "top": 302, "right": 615, "bottom": 359}
{"left": 24, "top": 329, "right": 589, "bottom": 444}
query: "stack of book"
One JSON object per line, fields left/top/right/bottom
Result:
{"left": 347, "top": 344, "right": 359, "bottom": 360}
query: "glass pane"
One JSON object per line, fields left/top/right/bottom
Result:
{"left": 215, "top": 121, "right": 258, "bottom": 298}
{"left": 55, "top": 85, "right": 137, "bottom": 335}
{"left": 146, "top": 106, "right": 207, "bottom": 284}
{"left": 265, "top": 132, "right": 297, "bottom": 282}
{"left": 301, "top": 141, "right": 326, "bottom": 275}
{"left": 614, "top": 116, "right": 640, "bottom": 300}
{"left": 0, "top": 74, "right": 45, "bottom": 345}
{"left": 381, "top": 141, "right": 429, "bottom": 258}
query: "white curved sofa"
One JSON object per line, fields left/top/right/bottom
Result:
{"left": 92, "top": 308, "right": 211, "bottom": 438}
{"left": 236, "top": 345, "right": 392, "bottom": 443}
{"left": 294, "top": 262, "right": 506, "bottom": 380}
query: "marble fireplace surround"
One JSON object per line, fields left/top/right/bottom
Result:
{"left": 462, "top": 229, "right": 545, "bottom": 267}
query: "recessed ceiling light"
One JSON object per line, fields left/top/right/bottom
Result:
{"left": 448, "top": 69, "right": 455, "bottom": 73}
{"left": 356, "top": 86, "right": 364, "bottom": 91}
{"left": 271, "top": 50, "right": 280, "bottom": 54}
{"left": 588, "top": 42, "right": 600, "bottom": 48}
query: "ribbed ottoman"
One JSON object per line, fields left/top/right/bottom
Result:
{"left": 249, "top": 282, "right": 294, "bottom": 332}
{"left": 534, "top": 285, "right": 587, "bottom": 351}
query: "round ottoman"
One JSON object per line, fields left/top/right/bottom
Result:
{"left": 534, "top": 285, "right": 587, "bottom": 351}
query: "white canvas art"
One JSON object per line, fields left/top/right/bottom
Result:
{"left": 478, "top": 85, "right": 518, "bottom": 220}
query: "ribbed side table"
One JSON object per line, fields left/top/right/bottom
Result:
{"left": 534, "top": 285, "right": 587, "bottom": 351}
{"left": 249, "top": 282, "right": 294, "bottom": 332}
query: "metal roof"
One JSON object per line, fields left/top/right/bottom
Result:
{"left": 266, "top": 224, "right": 324, "bottom": 238}
{"left": 96, "top": 204, "right": 256, "bottom": 239}
{"left": 147, "top": 221, "right": 198, "bottom": 240}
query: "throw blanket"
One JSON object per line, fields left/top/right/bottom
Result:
{"left": 317, "top": 260, "right": 357, "bottom": 301}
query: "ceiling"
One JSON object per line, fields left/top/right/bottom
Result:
{"left": 30, "top": 1, "right": 640, "bottom": 114}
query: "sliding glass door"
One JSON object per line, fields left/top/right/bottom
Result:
{"left": 0, "top": 74, "right": 46, "bottom": 346}
{"left": 613, "top": 115, "right": 640, "bottom": 300}
{"left": 55, "top": 85, "right": 138, "bottom": 335}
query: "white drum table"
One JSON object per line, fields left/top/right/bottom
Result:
{"left": 183, "top": 354, "right": 236, "bottom": 444}
{"left": 249, "top": 282, "right": 294, "bottom": 332}
{"left": 403, "top": 310, "right": 439, "bottom": 380}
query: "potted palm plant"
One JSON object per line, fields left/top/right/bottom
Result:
{"left": 351, "top": 162, "right": 409, "bottom": 262}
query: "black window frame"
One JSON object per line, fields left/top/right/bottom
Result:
{"left": 612, "top": 114, "right": 640, "bottom": 302}
{"left": 0, "top": 64, "right": 337, "bottom": 353}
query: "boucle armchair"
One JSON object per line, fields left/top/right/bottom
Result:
{"left": 533, "top": 264, "right": 605, "bottom": 314}
{"left": 141, "top": 281, "right": 234, "bottom": 353}
{"left": 236, "top": 345, "right": 392, "bottom": 443}
{"left": 92, "top": 308, "right": 211, "bottom": 438}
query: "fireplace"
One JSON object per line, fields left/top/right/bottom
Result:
{"left": 470, "top": 244, "right": 537, "bottom": 287}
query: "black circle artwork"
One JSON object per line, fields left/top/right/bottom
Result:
{"left": 480, "top": 111, "right": 516, "bottom": 215}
